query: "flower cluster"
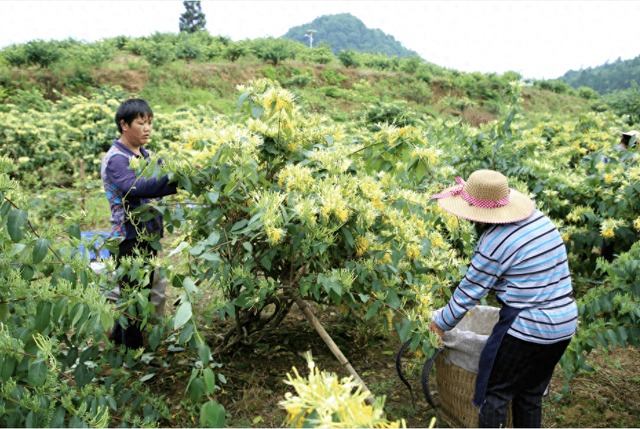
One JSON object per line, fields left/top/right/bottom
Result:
{"left": 600, "top": 218, "right": 626, "bottom": 239}
{"left": 280, "top": 353, "right": 405, "bottom": 428}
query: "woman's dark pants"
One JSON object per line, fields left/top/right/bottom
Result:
{"left": 478, "top": 333, "right": 571, "bottom": 428}
{"left": 108, "top": 238, "right": 156, "bottom": 350}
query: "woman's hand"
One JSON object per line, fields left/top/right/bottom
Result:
{"left": 429, "top": 321, "right": 445, "bottom": 346}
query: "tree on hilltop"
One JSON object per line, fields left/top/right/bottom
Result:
{"left": 179, "top": 1, "right": 207, "bottom": 34}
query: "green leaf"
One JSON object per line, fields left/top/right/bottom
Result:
{"left": 224, "top": 301, "right": 236, "bottom": 319}
{"left": 28, "top": 358, "right": 47, "bottom": 387}
{"left": 106, "top": 395, "right": 117, "bottom": 411}
{"left": 302, "top": 410, "right": 319, "bottom": 428}
{"left": 251, "top": 106, "right": 264, "bottom": 119}
{"left": 237, "top": 91, "right": 250, "bottom": 108}
{"left": 0, "top": 304, "right": 8, "bottom": 322}
{"left": 183, "top": 277, "right": 198, "bottom": 295}
{"left": 396, "top": 318, "right": 412, "bottom": 343}
{"left": 1, "top": 355, "right": 15, "bottom": 381}
{"left": 68, "top": 224, "right": 81, "bottom": 240}
{"left": 180, "top": 177, "right": 192, "bottom": 193}
{"left": 203, "top": 367, "right": 217, "bottom": 395}
{"left": 35, "top": 301, "right": 52, "bottom": 332}
{"left": 341, "top": 227, "right": 354, "bottom": 248}
{"left": 26, "top": 411, "right": 34, "bottom": 428}
{"left": 189, "top": 378, "right": 205, "bottom": 404}
{"left": 201, "top": 401, "right": 226, "bottom": 428}
{"left": 71, "top": 304, "right": 85, "bottom": 329}
{"left": 140, "top": 373, "right": 155, "bottom": 382}
{"left": 33, "top": 238, "right": 50, "bottom": 263}
{"left": 190, "top": 242, "right": 205, "bottom": 256}
{"left": 172, "top": 273, "right": 186, "bottom": 288}
{"left": 50, "top": 406, "right": 66, "bottom": 428}
{"left": 617, "top": 326, "right": 629, "bottom": 346}
{"left": 365, "top": 300, "right": 382, "bottom": 320}
{"left": 606, "top": 329, "right": 617, "bottom": 348}
{"left": 7, "top": 209, "right": 28, "bottom": 242}
{"left": 415, "top": 161, "right": 426, "bottom": 182}
{"left": 131, "top": 395, "right": 144, "bottom": 414}
{"left": 224, "top": 181, "right": 236, "bottom": 194}
{"left": 385, "top": 289, "right": 401, "bottom": 309}
{"left": 178, "top": 323, "right": 195, "bottom": 344}
{"left": 69, "top": 415, "right": 85, "bottom": 428}
{"left": 323, "top": 135, "right": 334, "bottom": 145}
{"left": 74, "top": 363, "right": 95, "bottom": 389}
{"left": 149, "top": 326, "right": 162, "bottom": 351}
{"left": 261, "top": 255, "right": 272, "bottom": 271}
{"left": 174, "top": 302, "right": 193, "bottom": 330}
{"left": 420, "top": 238, "right": 431, "bottom": 256}
{"left": 199, "top": 345, "right": 211, "bottom": 368}
{"left": 207, "top": 192, "right": 220, "bottom": 203}
{"left": 149, "top": 239, "right": 162, "bottom": 251}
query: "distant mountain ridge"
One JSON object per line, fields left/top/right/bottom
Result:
{"left": 556, "top": 54, "right": 640, "bottom": 94}
{"left": 281, "top": 13, "right": 420, "bottom": 59}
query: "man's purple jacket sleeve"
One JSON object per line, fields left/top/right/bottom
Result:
{"left": 105, "top": 154, "right": 177, "bottom": 198}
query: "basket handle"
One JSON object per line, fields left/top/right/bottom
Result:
{"left": 395, "top": 340, "right": 445, "bottom": 409}
{"left": 421, "top": 347, "right": 445, "bottom": 408}
{"left": 395, "top": 339, "right": 415, "bottom": 407}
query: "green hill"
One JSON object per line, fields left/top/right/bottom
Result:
{"left": 557, "top": 55, "right": 640, "bottom": 94}
{"left": 281, "top": 13, "right": 420, "bottom": 58}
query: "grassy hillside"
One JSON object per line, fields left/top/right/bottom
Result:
{"left": 0, "top": 33, "right": 591, "bottom": 127}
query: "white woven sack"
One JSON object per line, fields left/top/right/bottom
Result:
{"left": 432, "top": 305, "right": 500, "bottom": 373}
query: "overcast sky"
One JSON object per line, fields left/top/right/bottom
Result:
{"left": 1, "top": 1, "right": 639, "bottom": 80}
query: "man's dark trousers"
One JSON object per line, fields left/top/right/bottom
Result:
{"left": 109, "top": 238, "right": 156, "bottom": 350}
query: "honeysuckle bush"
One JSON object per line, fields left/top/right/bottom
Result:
{"left": 0, "top": 155, "right": 228, "bottom": 428}
{"left": 555, "top": 242, "right": 640, "bottom": 399}
{"left": 133, "top": 78, "right": 472, "bottom": 358}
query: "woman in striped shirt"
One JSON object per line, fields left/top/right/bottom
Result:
{"left": 429, "top": 170, "right": 578, "bottom": 428}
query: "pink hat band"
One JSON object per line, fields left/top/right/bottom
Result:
{"left": 430, "top": 177, "right": 511, "bottom": 209}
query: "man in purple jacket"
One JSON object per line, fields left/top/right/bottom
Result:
{"left": 101, "top": 98, "right": 177, "bottom": 351}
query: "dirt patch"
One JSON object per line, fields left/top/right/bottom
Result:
{"left": 93, "top": 69, "right": 148, "bottom": 94}
{"left": 462, "top": 107, "right": 497, "bottom": 127}
{"left": 544, "top": 346, "right": 640, "bottom": 428}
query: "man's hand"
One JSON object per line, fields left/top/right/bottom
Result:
{"left": 429, "top": 321, "right": 445, "bottom": 346}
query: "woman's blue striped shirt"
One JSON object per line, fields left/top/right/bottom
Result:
{"left": 434, "top": 210, "right": 578, "bottom": 344}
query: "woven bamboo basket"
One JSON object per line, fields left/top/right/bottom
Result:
{"left": 434, "top": 350, "right": 513, "bottom": 428}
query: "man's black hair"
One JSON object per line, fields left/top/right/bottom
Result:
{"left": 115, "top": 98, "right": 154, "bottom": 134}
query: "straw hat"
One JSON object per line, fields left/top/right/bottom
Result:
{"left": 430, "top": 170, "right": 535, "bottom": 224}
{"left": 617, "top": 130, "right": 639, "bottom": 137}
